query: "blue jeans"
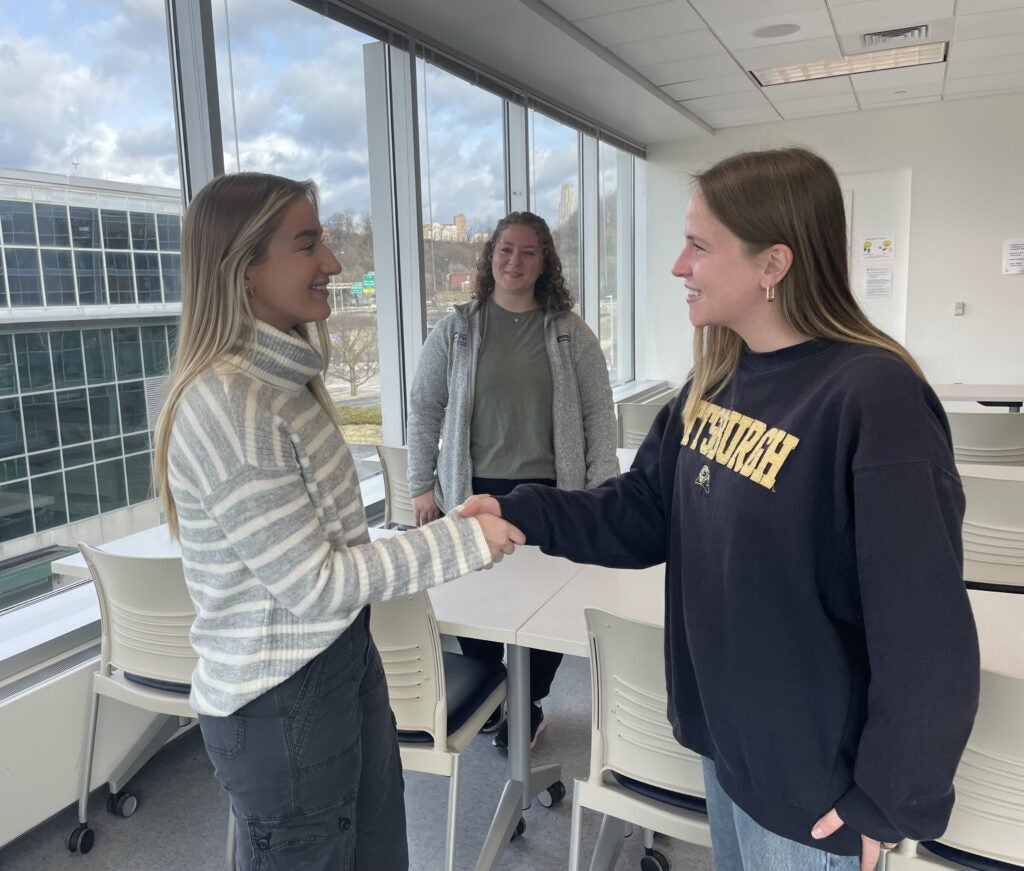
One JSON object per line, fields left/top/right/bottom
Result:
{"left": 702, "top": 758, "right": 860, "bottom": 871}
{"left": 198, "top": 608, "right": 407, "bottom": 871}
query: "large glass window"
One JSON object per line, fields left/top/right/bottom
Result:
{"left": 598, "top": 141, "right": 635, "bottom": 386}
{"left": 530, "top": 109, "right": 581, "bottom": 303}
{"left": 213, "top": 0, "right": 381, "bottom": 478}
{"left": 418, "top": 62, "right": 506, "bottom": 330}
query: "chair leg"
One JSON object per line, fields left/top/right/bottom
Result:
{"left": 78, "top": 690, "right": 101, "bottom": 824}
{"left": 643, "top": 827, "right": 655, "bottom": 849}
{"left": 588, "top": 814, "right": 628, "bottom": 871}
{"left": 568, "top": 783, "right": 584, "bottom": 871}
{"left": 444, "top": 755, "right": 460, "bottom": 871}
{"left": 226, "top": 803, "right": 237, "bottom": 871}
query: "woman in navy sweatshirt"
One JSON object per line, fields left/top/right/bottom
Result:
{"left": 460, "top": 148, "right": 980, "bottom": 871}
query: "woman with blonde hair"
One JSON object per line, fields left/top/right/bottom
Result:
{"left": 461, "top": 148, "right": 979, "bottom": 870}
{"left": 407, "top": 210, "right": 618, "bottom": 749}
{"left": 154, "top": 172, "right": 524, "bottom": 871}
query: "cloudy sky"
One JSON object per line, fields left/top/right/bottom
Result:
{"left": 0, "top": 0, "right": 580, "bottom": 229}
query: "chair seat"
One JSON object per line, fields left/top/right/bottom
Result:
{"left": 124, "top": 672, "right": 192, "bottom": 695}
{"left": 919, "top": 840, "right": 1024, "bottom": 871}
{"left": 398, "top": 652, "right": 506, "bottom": 744}
{"left": 609, "top": 771, "right": 708, "bottom": 815}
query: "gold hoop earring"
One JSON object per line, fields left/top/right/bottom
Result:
{"left": 245, "top": 285, "right": 254, "bottom": 297}
{"left": 765, "top": 284, "right": 776, "bottom": 303}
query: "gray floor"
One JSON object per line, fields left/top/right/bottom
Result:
{"left": 0, "top": 654, "right": 714, "bottom": 871}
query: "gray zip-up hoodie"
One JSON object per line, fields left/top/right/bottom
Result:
{"left": 408, "top": 299, "right": 619, "bottom": 512}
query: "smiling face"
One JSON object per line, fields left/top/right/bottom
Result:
{"left": 244, "top": 197, "right": 341, "bottom": 332}
{"left": 490, "top": 224, "right": 544, "bottom": 305}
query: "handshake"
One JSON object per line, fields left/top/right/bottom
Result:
{"left": 459, "top": 495, "right": 527, "bottom": 567}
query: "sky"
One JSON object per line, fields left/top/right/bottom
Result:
{"left": 0, "top": 0, "right": 583, "bottom": 228}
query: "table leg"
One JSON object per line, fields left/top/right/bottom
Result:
{"left": 473, "top": 643, "right": 562, "bottom": 870}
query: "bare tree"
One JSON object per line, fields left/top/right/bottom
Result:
{"left": 328, "top": 312, "right": 379, "bottom": 397}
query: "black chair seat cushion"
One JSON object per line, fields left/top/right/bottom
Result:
{"left": 123, "top": 672, "right": 191, "bottom": 694}
{"left": 920, "top": 840, "right": 1023, "bottom": 871}
{"left": 610, "top": 770, "right": 708, "bottom": 815}
{"left": 397, "top": 652, "right": 506, "bottom": 744}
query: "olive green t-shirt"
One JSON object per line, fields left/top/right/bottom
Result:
{"left": 470, "top": 297, "right": 555, "bottom": 480}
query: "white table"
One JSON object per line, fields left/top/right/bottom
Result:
{"left": 957, "top": 462, "right": 1024, "bottom": 483}
{"left": 933, "top": 383, "right": 1024, "bottom": 412}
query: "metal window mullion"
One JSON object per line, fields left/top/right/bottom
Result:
{"left": 505, "top": 101, "right": 528, "bottom": 213}
{"left": 165, "top": 0, "right": 224, "bottom": 204}
{"left": 632, "top": 158, "right": 648, "bottom": 382}
{"left": 615, "top": 151, "right": 635, "bottom": 384}
{"left": 580, "top": 134, "right": 600, "bottom": 333}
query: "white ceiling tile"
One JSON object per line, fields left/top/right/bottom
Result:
{"left": 613, "top": 29, "right": 723, "bottom": 67}
{"left": 948, "top": 53, "right": 1024, "bottom": 79}
{"left": 661, "top": 72, "right": 758, "bottom": 99}
{"left": 776, "top": 98, "right": 860, "bottom": 118}
{"left": 955, "top": 7, "right": 1024, "bottom": 38}
{"left": 575, "top": 0, "right": 705, "bottom": 44}
{"left": 758, "top": 75, "right": 855, "bottom": 101}
{"left": 545, "top": 0, "right": 660, "bottom": 22}
{"left": 856, "top": 80, "right": 943, "bottom": 104}
{"left": 950, "top": 33, "right": 1024, "bottom": 60}
{"left": 943, "top": 85, "right": 1024, "bottom": 99}
{"left": 956, "top": 0, "right": 1024, "bottom": 14}
{"left": 859, "top": 94, "right": 942, "bottom": 108}
{"left": 943, "top": 70, "right": 1024, "bottom": 93}
{"left": 697, "top": 104, "right": 785, "bottom": 127}
{"left": 733, "top": 36, "right": 843, "bottom": 69}
{"left": 681, "top": 89, "right": 775, "bottom": 112}
{"left": 829, "top": 0, "right": 955, "bottom": 35}
{"left": 710, "top": 9, "right": 836, "bottom": 52}
{"left": 689, "top": 0, "right": 825, "bottom": 26}
{"left": 849, "top": 62, "right": 946, "bottom": 94}
{"left": 640, "top": 53, "right": 741, "bottom": 85}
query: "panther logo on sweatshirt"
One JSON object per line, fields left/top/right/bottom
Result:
{"left": 695, "top": 464, "right": 711, "bottom": 495}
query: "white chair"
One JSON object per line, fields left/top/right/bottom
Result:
{"left": 961, "top": 475, "right": 1024, "bottom": 592}
{"left": 570, "top": 608, "right": 710, "bottom": 871}
{"left": 370, "top": 591, "right": 507, "bottom": 871}
{"left": 617, "top": 401, "right": 668, "bottom": 450}
{"left": 948, "top": 413, "right": 1024, "bottom": 465}
{"left": 69, "top": 543, "right": 234, "bottom": 869}
{"left": 885, "top": 670, "right": 1024, "bottom": 870}
{"left": 377, "top": 444, "right": 417, "bottom": 528}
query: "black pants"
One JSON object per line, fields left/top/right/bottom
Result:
{"left": 457, "top": 476, "right": 564, "bottom": 702}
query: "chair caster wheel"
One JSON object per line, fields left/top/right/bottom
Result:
{"left": 640, "top": 848, "right": 670, "bottom": 871}
{"left": 107, "top": 790, "right": 138, "bottom": 817}
{"left": 510, "top": 817, "right": 526, "bottom": 841}
{"left": 68, "top": 823, "right": 95, "bottom": 854}
{"left": 538, "top": 780, "right": 566, "bottom": 808}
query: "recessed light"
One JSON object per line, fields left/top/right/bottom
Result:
{"left": 753, "top": 23, "right": 801, "bottom": 39}
{"left": 751, "top": 42, "right": 947, "bottom": 86}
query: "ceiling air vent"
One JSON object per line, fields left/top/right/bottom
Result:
{"left": 862, "top": 25, "right": 929, "bottom": 48}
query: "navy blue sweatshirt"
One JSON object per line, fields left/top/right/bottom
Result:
{"left": 498, "top": 339, "right": 980, "bottom": 855}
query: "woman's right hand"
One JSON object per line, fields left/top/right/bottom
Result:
{"left": 475, "top": 514, "right": 527, "bottom": 565}
{"left": 412, "top": 491, "right": 440, "bottom": 526}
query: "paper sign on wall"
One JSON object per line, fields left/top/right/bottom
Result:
{"left": 864, "top": 266, "right": 893, "bottom": 299}
{"left": 1003, "top": 239, "right": 1024, "bottom": 275}
{"left": 861, "top": 235, "right": 895, "bottom": 259}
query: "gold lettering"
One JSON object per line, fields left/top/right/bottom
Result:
{"left": 750, "top": 433, "right": 800, "bottom": 489}
{"left": 715, "top": 411, "right": 750, "bottom": 466}
{"left": 681, "top": 400, "right": 711, "bottom": 447}
{"left": 739, "top": 428, "right": 783, "bottom": 478}
{"left": 700, "top": 405, "right": 730, "bottom": 458}
{"left": 727, "top": 420, "right": 766, "bottom": 471}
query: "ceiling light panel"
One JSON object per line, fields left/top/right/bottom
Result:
{"left": 752, "top": 42, "right": 947, "bottom": 85}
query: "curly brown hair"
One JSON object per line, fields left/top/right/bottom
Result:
{"left": 472, "top": 211, "right": 574, "bottom": 313}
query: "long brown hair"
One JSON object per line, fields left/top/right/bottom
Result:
{"left": 153, "top": 172, "right": 335, "bottom": 537}
{"left": 472, "top": 211, "right": 574, "bottom": 313}
{"left": 683, "top": 147, "right": 923, "bottom": 427}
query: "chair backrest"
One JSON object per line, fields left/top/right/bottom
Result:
{"left": 936, "top": 670, "right": 1024, "bottom": 866}
{"left": 948, "top": 413, "right": 1024, "bottom": 465}
{"left": 370, "top": 591, "right": 447, "bottom": 742}
{"left": 961, "top": 475, "right": 1024, "bottom": 591}
{"left": 79, "top": 542, "right": 197, "bottom": 685}
{"left": 618, "top": 401, "right": 667, "bottom": 450}
{"left": 377, "top": 444, "right": 416, "bottom": 528}
{"left": 585, "top": 608, "right": 705, "bottom": 798}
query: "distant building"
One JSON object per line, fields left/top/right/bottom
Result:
{"left": 422, "top": 213, "right": 468, "bottom": 243}
{"left": 558, "top": 183, "right": 578, "bottom": 227}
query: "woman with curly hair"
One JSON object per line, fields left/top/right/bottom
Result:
{"left": 407, "top": 210, "right": 618, "bottom": 748}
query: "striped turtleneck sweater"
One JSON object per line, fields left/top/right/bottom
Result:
{"left": 167, "top": 321, "right": 491, "bottom": 716}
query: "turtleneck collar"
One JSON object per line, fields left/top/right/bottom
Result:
{"left": 223, "top": 320, "right": 324, "bottom": 391}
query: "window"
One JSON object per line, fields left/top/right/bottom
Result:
{"left": 598, "top": 142, "right": 636, "bottom": 386}
{"left": 418, "top": 61, "right": 506, "bottom": 330}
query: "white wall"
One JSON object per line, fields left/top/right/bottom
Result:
{"left": 641, "top": 93, "right": 1024, "bottom": 385}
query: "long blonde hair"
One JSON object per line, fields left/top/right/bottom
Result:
{"left": 154, "top": 172, "right": 336, "bottom": 537}
{"left": 683, "top": 148, "right": 923, "bottom": 428}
